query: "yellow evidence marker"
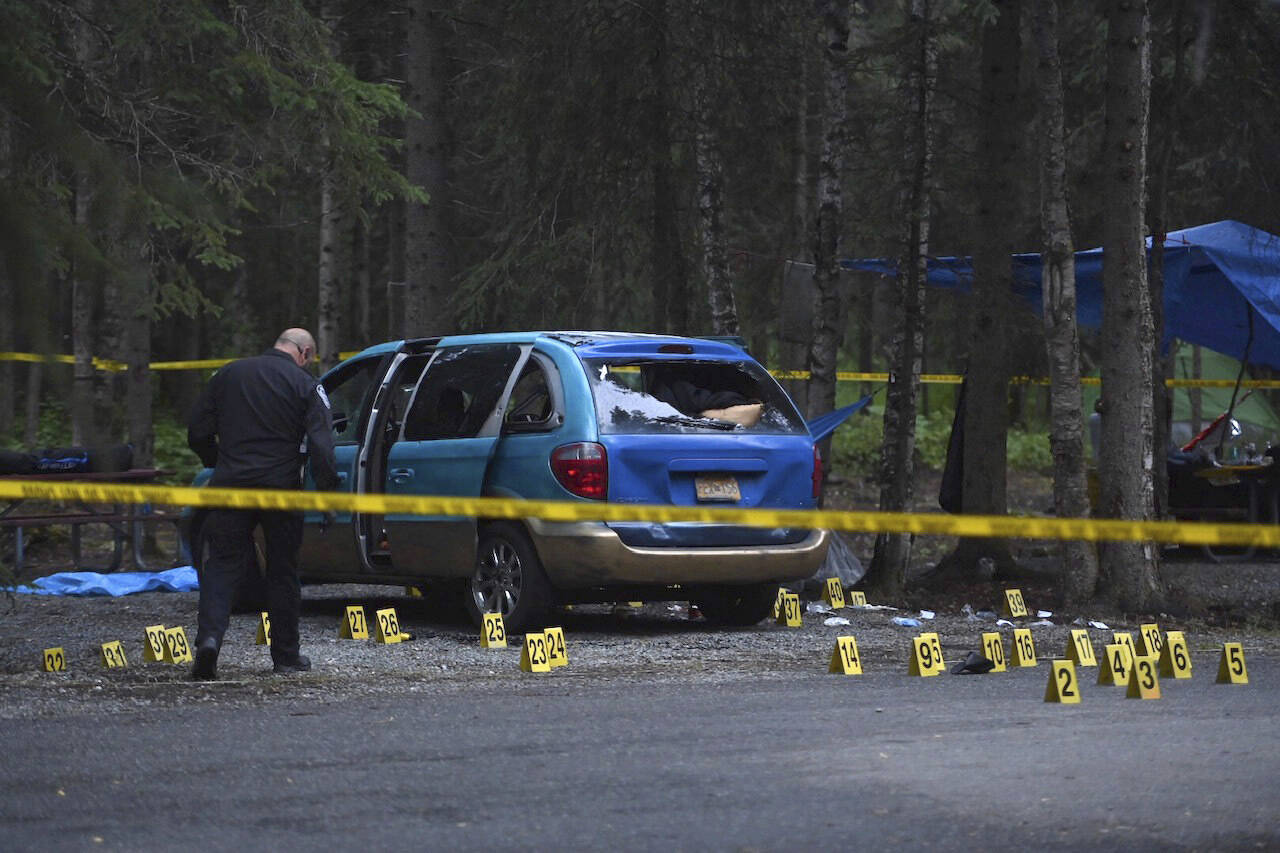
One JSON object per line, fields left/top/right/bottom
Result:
{"left": 821, "top": 577, "right": 846, "bottom": 609}
{"left": 776, "top": 592, "right": 802, "bottom": 628}
{"left": 544, "top": 627, "right": 568, "bottom": 668}
{"left": 373, "top": 608, "right": 402, "bottom": 644}
{"left": 1044, "top": 660, "right": 1081, "bottom": 704}
{"left": 100, "top": 640, "right": 128, "bottom": 669}
{"left": 1158, "top": 631, "right": 1192, "bottom": 679}
{"left": 1127, "top": 655, "right": 1161, "bottom": 699}
{"left": 847, "top": 590, "right": 868, "bottom": 607}
{"left": 1137, "top": 622, "right": 1163, "bottom": 657}
{"left": 1097, "top": 643, "right": 1132, "bottom": 686}
{"left": 981, "top": 633, "right": 1007, "bottom": 672}
{"left": 42, "top": 647, "right": 67, "bottom": 672}
{"left": 1002, "top": 588, "right": 1028, "bottom": 618}
{"left": 339, "top": 605, "right": 369, "bottom": 639}
{"left": 1066, "top": 628, "right": 1097, "bottom": 667}
{"left": 1011, "top": 628, "right": 1037, "bottom": 667}
{"left": 255, "top": 612, "right": 271, "bottom": 646}
{"left": 163, "top": 627, "right": 193, "bottom": 664}
{"left": 919, "top": 632, "right": 945, "bottom": 674}
{"left": 481, "top": 613, "right": 507, "bottom": 648}
{"left": 771, "top": 587, "right": 784, "bottom": 620}
{"left": 1112, "top": 631, "right": 1137, "bottom": 659}
{"left": 143, "top": 624, "right": 168, "bottom": 662}
{"left": 828, "top": 636, "right": 863, "bottom": 675}
{"left": 519, "top": 632, "right": 551, "bottom": 673}
{"left": 908, "top": 635, "right": 940, "bottom": 677}
{"left": 1216, "top": 643, "right": 1248, "bottom": 685}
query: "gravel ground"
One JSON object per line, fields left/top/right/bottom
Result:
{"left": 2, "top": 577, "right": 1277, "bottom": 720}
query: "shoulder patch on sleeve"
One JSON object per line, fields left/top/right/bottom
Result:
{"left": 316, "top": 385, "right": 331, "bottom": 409}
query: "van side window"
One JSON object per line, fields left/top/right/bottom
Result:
{"left": 404, "top": 345, "right": 522, "bottom": 441}
{"left": 322, "top": 357, "right": 381, "bottom": 445}
{"left": 505, "top": 361, "right": 554, "bottom": 427}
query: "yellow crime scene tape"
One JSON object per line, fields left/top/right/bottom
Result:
{"left": 4, "top": 351, "right": 1276, "bottom": 388}
{"left": 2, "top": 479, "right": 1278, "bottom": 549}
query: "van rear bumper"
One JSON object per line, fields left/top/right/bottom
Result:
{"left": 524, "top": 519, "right": 829, "bottom": 588}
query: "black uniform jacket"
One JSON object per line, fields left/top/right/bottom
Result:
{"left": 187, "top": 348, "right": 340, "bottom": 491}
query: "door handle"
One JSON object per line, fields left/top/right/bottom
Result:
{"left": 390, "top": 468, "right": 414, "bottom": 484}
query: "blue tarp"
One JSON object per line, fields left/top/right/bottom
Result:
{"left": 807, "top": 392, "right": 877, "bottom": 442}
{"left": 843, "top": 220, "right": 1280, "bottom": 369}
{"left": 11, "top": 566, "right": 198, "bottom": 596}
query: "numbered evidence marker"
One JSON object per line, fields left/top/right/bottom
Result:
{"left": 1216, "top": 642, "right": 1249, "bottom": 685}
{"left": 908, "top": 634, "right": 942, "bottom": 677}
{"left": 480, "top": 613, "right": 508, "bottom": 649}
{"left": 821, "top": 577, "right": 846, "bottom": 609}
{"left": 1112, "top": 631, "right": 1137, "bottom": 660}
{"left": 981, "top": 632, "right": 1007, "bottom": 672}
{"left": 544, "top": 627, "right": 568, "bottom": 668}
{"left": 163, "top": 627, "right": 193, "bottom": 663}
{"left": 100, "top": 640, "right": 128, "bottom": 669}
{"left": 255, "top": 612, "right": 271, "bottom": 646}
{"left": 1097, "top": 643, "right": 1133, "bottom": 686}
{"left": 1011, "top": 628, "right": 1038, "bottom": 667}
{"left": 1044, "top": 660, "right": 1081, "bottom": 704}
{"left": 919, "top": 632, "right": 945, "bottom": 674}
{"left": 828, "top": 636, "right": 863, "bottom": 675}
{"left": 1158, "top": 630, "right": 1192, "bottom": 679}
{"left": 1127, "top": 655, "right": 1161, "bottom": 700}
{"left": 1066, "top": 628, "right": 1097, "bottom": 667}
{"left": 775, "top": 592, "right": 802, "bottom": 628}
{"left": 1137, "top": 622, "right": 1163, "bottom": 657}
{"left": 373, "top": 608, "right": 402, "bottom": 644}
{"left": 519, "top": 632, "right": 551, "bottom": 673}
{"left": 771, "top": 587, "right": 784, "bottom": 620}
{"left": 339, "top": 605, "right": 369, "bottom": 639}
{"left": 42, "top": 647, "right": 67, "bottom": 672}
{"left": 847, "top": 590, "right": 868, "bottom": 607}
{"left": 143, "top": 624, "right": 168, "bottom": 662}
{"left": 1002, "top": 588, "right": 1029, "bottom": 618}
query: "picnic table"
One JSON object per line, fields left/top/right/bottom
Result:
{"left": 0, "top": 468, "right": 185, "bottom": 573}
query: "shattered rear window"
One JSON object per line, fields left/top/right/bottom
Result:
{"left": 584, "top": 359, "right": 807, "bottom": 435}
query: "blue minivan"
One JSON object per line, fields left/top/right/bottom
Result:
{"left": 191, "top": 332, "right": 829, "bottom": 631}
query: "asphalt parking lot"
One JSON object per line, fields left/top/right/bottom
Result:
{"left": 1, "top": 584, "right": 1277, "bottom": 850}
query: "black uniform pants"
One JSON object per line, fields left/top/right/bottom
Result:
{"left": 196, "top": 508, "right": 304, "bottom": 665}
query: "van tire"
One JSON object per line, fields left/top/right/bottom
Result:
{"left": 465, "top": 522, "right": 554, "bottom": 634}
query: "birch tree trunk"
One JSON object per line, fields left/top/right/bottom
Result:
{"left": 948, "top": 0, "right": 1021, "bottom": 576}
{"left": 806, "top": 0, "right": 851, "bottom": 476}
{"left": 865, "top": 0, "right": 935, "bottom": 595}
{"left": 647, "top": 0, "right": 690, "bottom": 335}
{"left": 318, "top": 163, "right": 344, "bottom": 371}
{"left": 70, "top": 174, "right": 96, "bottom": 447}
{"left": 404, "top": 0, "right": 453, "bottom": 336}
{"left": 123, "top": 237, "right": 154, "bottom": 467}
{"left": 694, "top": 23, "right": 738, "bottom": 337}
{"left": 1034, "top": 0, "right": 1098, "bottom": 605}
{"left": 1099, "top": 0, "right": 1163, "bottom": 611}
{"left": 779, "top": 54, "right": 813, "bottom": 412}
{"left": 0, "top": 110, "right": 11, "bottom": 438}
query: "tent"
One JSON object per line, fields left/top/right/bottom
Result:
{"left": 843, "top": 220, "right": 1280, "bottom": 369}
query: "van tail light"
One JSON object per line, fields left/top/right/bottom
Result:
{"left": 812, "top": 445, "right": 823, "bottom": 499}
{"left": 551, "top": 442, "right": 608, "bottom": 500}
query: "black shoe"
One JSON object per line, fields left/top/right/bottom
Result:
{"left": 190, "top": 639, "right": 219, "bottom": 681}
{"left": 273, "top": 654, "right": 312, "bottom": 674}
{"left": 950, "top": 650, "right": 995, "bottom": 675}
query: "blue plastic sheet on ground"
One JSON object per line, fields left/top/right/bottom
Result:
{"left": 10, "top": 566, "right": 198, "bottom": 596}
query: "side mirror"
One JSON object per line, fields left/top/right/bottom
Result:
{"left": 332, "top": 411, "right": 349, "bottom": 433}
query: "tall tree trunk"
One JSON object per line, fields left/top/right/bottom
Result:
{"left": 123, "top": 237, "right": 154, "bottom": 467}
{"left": 865, "top": 0, "right": 935, "bottom": 596}
{"left": 70, "top": 173, "right": 96, "bottom": 447}
{"left": 1147, "top": 0, "right": 1188, "bottom": 519}
{"left": 647, "top": 0, "right": 690, "bottom": 335}
{"left": 317, "top": 165, "right": 344, "bottom": 371}
{"left": 355, "top": 216, "right": 372, "bottom": 343}
{"left": 0, "top": 109, "right": 12, "bottom": 438}
{"left": 1099, "top": 0, "right": 1162, "bottom": 611}
{"left": 404, "top": 0, "right": 453, "bottom": 336}
{"left": 386, "top": 200, "right": 406, "bottom": 340}
{"left": 948, "top": 0, "right": 1021, "bottom": 576}
{"left": 779, "top": 56, "right": 813, "bottom": 412}
{"left": 806, "top": 0, "right": 851, "bottom": 479}
{"left": 25, "top": 359, "right": 42, "bottom": 448}
{"left": 1034, "top": 0, "right": 1099, "bottom": 606}
{"left": 694, "top": 30, "right": 738, "bottom": 337}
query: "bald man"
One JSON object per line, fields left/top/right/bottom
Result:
{"left": 187, "top": 328, "right": 339, "bottom": 679}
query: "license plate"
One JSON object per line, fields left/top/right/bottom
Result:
{"left": 695, "top": 475, "right": 741, "bottom": 502}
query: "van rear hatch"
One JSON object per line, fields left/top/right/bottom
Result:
{"left": 579, "top": 345, "right": 816, "bottom": 548}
